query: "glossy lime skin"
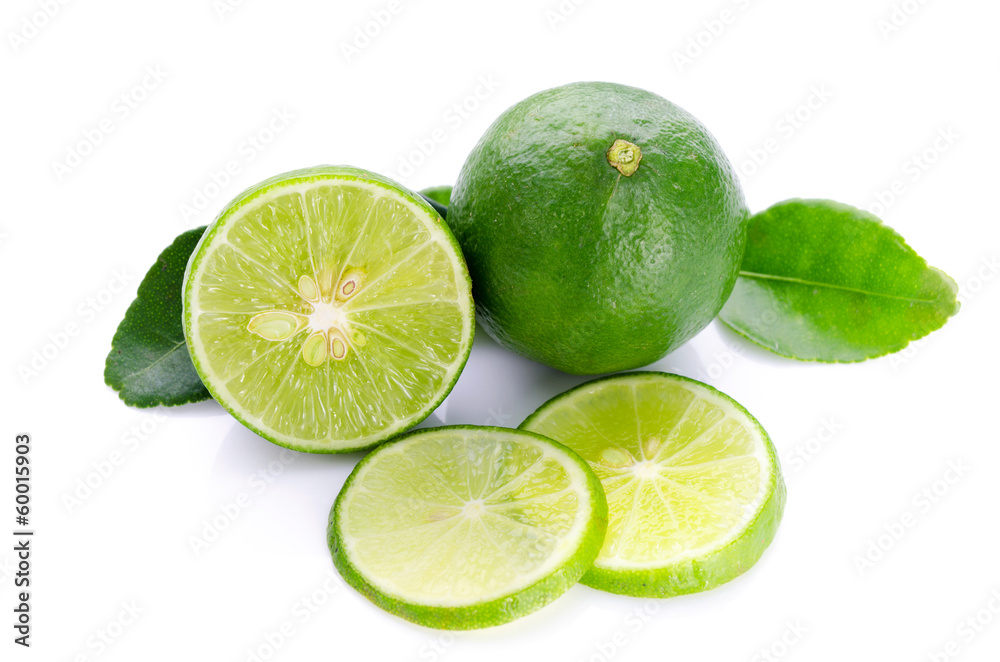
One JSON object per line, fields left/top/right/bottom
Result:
{"left": 449, "top": 82, "right": 749, "bottom": 374}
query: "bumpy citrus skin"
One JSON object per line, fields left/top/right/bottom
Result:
{"left": 449, "top": 82, "right": 749, "bottom": 374}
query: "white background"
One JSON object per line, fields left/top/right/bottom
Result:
{"left": 3, "top": 0, "right": 999, "bottom": 660}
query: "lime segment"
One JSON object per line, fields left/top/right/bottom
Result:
{"left": 329, "top": 426, "right": 607, "bottom": 629}
{"left": 183, "top": 166, "right": 474, "bottom": 452}
{"left": 521, "top": 372, "right": 784, "bottom": 597}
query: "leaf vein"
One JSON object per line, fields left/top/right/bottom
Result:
{"left": 738, "top": 271, "right": 940, "bottom": 304}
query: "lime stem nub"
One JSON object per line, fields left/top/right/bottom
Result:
{"left": 607, "top": 139, "right": 642, "bottom": 177}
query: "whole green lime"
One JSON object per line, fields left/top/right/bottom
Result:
{"left": 449, "top": 82, "right": 749, "bottom": 374}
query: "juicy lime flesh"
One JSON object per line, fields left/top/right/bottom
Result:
{"left": 340, "top": 430, "right": 589, "bottom": 603}
{"left": 331, "top": 427, "right": 606, "bottom": 628}
{"left": 185, "top": 171, "right": 473, "bottom": 452}
{"left": 522, "top": 374, "right": 774, "bottom": 572}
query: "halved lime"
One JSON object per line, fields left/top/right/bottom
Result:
{"left": 183, "top": 166, "right": 474, "bottom": 453}
{"left": 328, "top": 426, "right": 607, "bottom": 629}
{"left": 521, "top": 372, "right": 785, "bottom": 597}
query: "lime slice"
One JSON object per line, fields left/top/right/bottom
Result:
{"left": 328, "top": 426, "right": 608, "bottom": 629}
{"left": 521, "top": 372, "right": 785, "bottom": 597}
{"left": 183, "top": 166, "right": 474, "bottom": 453}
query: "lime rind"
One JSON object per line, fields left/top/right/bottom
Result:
{"left": 183, "top": 166, "right": 474, "bottom": 453}
{"left": 448, "top": 82, "right": 749, "bottom": 375}
{"left": 328, "top": 426, "right": 608, "bottom": 630}
{"left": 521, "top": 372, "right": 785, "bottom": 598}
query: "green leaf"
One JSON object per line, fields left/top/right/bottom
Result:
{"left": 719, "top": 199, "right": 959, "bottom": 362}
{"left": 419, "top": 186, "right": 451, "bottom": 219}
{"left": 104, "top": 227, "right": 210, "bottom": 406}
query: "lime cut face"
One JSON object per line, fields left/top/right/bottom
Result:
{"left": 521, "top": 372, "right": 785, "bottom": 597}
{"left": 183, "top": 166, "right": 474, "bottom": 453}
{"left": 328, "top": 426, "right": 607, "bottom": 629}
